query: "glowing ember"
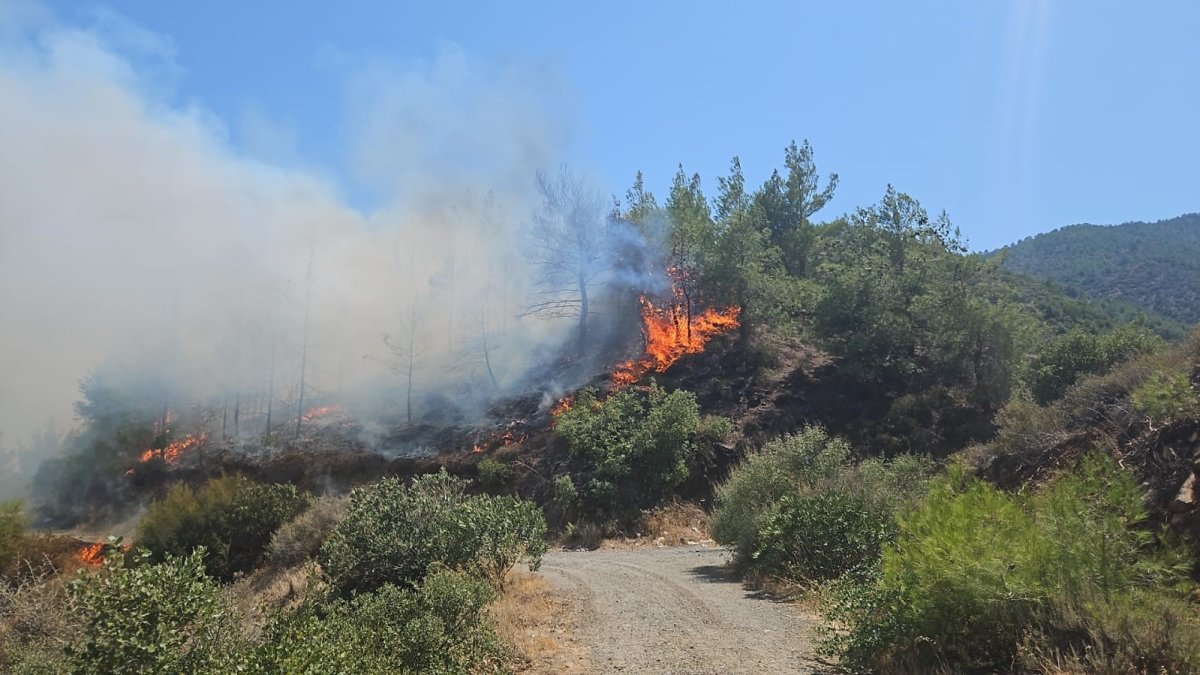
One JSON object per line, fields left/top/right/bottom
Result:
{"left": 613, "top": 296, "right": 740, "bottom": 384}
{"left": 302, "top": 404, "right": 344, "bottom": 422}
{"left": 78, "top": 543, "right": 104, "bottom": 566}
{"left": 138, "top": 432, "right": 207, "bottom": 465}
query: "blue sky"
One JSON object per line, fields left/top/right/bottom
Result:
{"left": 34, "top": 0, "right": 1200, "bottom": 249}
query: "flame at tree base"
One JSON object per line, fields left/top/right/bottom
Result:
{"left": 612, "top": 297, "right": 740, "bottom": 385}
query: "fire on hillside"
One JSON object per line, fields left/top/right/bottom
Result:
{"left": 611, "top": 295, "right": 740, "bottom": 386}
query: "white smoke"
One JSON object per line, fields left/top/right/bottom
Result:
{"left": 0, "top": 5, "right": 604, "bottom": 479}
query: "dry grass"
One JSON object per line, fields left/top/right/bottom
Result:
{"left": 225, "top": 562, "right": 318, "bottom": 634}
{"left": 492, "top": 570, "right": 587, "bottom": 674}
{"left": 601, "top": 500, "right": 713, "bottom": 549}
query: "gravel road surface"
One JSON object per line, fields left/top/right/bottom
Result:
{"left": 538, "top": 546, "right": 821, "bottom": 674}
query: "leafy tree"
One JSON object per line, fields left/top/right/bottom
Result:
{"left": 755, "top": 140, "right": 838, "bottom": 277}
{"left": 665, "top": 165, "right": 716, "bottom": 327}
{"left": 807, "top": 186, "right": 1029, "bottom": 411}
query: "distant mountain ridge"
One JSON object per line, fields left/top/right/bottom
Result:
{"left": 995, "top": 213, "right": 1200, "bottom": 326}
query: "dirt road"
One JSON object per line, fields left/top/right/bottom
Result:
{"left": 538, "top": 546, "right": 822, "bottom": 674}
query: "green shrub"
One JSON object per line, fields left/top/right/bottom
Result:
{"left": 1028, "top": 325, "right": 1162, "bottom": 404}
{"left": 319, "top": 470, "right": 547, "bottom": 596}
{"left": 66, "top": 550, "right": 246, "bottom": 674}
{"left": 554, "top": 384, "right": 705, "bottom": 512}
{"left": 712, "top": 427, "right": 932, "bottom": 581}
{"left": 821, "top": 454, "right": 1195, "bottom": 672}
{"left": 699, "top": 414, "right": 734, "bottom": 444}
{"left": 267, "top": 496, "right": 348, "bottom": 568}
{"left": 1132, "top": 370, "right": 1200, "bottom": 425}
{"left": 250, "top": 570, "right": 505, "bottom": 674}
{"left": 711, "top": 427, "right": 852, "bottom": 558}
{"left": 136, "top": 476, "right": 310, "bottom": 581}
{"left": 552, "top": 474, "right": 578, "bottom": 510}
{"left": 476, "top": 457, "right": 513, "bottom": 491}
{"left": 750, "top": 493, "right": 895, "bottom": 582}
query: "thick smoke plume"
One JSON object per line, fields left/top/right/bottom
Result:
{"left": 0, "top": 7, "right": 643, "bottom": 489}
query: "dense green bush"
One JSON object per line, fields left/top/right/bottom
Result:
{"left": 12, "top": 551, "right": 509, "bottom": 673}
{"left": 1028, "top": 325, "right": 1163, "bottom": 404}
{"left": 711, "top": 427, "right": 932, "bottom": 579}
{"left": 711, "top": 427, "right": 851, "bottom": 559}
{"left": 266, "top": 496, "right": 348, "bottom": 568}
{"left": 67, "top": 550, "right": 245, "bottom": 674}
{"left": 136, "top": 476, "right": 310, "bottom": 581}
{"left": 820, "top": 455, "right": 1197, "bottom": 672}
{"left": 476, "top": 457, "right": 513, "bottom": 491}
{"left": 251, "top": 570, "right": 505, "bottom": 674}
{"left": 750, "top": 493, "right": 894, "bottom": 582}
{"left": 554, "top": 383, "right": 709, "bottom": 513}
{"left": 319, "top": 470, "right": 547, "bottom": 596}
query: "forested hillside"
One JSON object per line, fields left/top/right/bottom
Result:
{"left": 997, "top": 213, "right": 1200, "bottom": 325}
{"left": 6, "top": 141, "right": 1200, "bottom": 674}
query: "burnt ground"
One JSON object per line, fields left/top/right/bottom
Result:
{"left": 115, "top": 326, "right": 995, "bottom": 524}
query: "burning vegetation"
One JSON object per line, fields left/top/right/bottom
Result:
{"left": 137, "top": 432, "right": 207, "bottom": 465}
{"left": 77, "top": 543, "right": 104, "bottom": 567}
{"left": 612, "top": 295, "right": 741, "bottom": 386}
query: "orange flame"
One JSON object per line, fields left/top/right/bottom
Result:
{"left": 138, "top": 432, "right": 207, "bottom": 464}
{"left": 550, "top": 396, "right": 574, "bottom": 417}
{"left": 78, "top": 543, "right": 104, "bottom": 566}
{"left": 302, "top": 404, "right": 344, "bottom": 422}
{"left": 613, "top": 295, "right": 740, "bottom": 385}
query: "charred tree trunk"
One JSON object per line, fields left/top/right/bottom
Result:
{"left": 577, "top": 271, "right": 589, "bottom": 356}
{"left": 295, "top": 256, "right": 313, "bottom": 441}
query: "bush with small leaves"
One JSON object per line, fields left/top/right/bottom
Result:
{"left": 713, "top": 426, "right": 933, "bottom": 582}
{"left": 136, "top": 476, "right": 310, "bottom": 581}
{"left": 554, "top": 384, "right": 710, "bottom": 514}
{"left": 749, "top": 493, "right": 895, "bottom": 582}
{"left": 319, "top": 470, "right": 546, "bottom": 596}
{"left": 711, "top": 427, "right": 851, "bottom": 559}
{"left": 476, "top": 457, "right": 513, "bottom": 491}
{"left": 249, "top": 570, "right": 506, "bottom": 674}
{"left": 1028, "top": 325, "right": 1163, "bottom": 404}
{"left": 66, "top": 549, "right": 246, "bottom": 675}
{"left": 552, "top": 475, "right": 578, "bottom": 510}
